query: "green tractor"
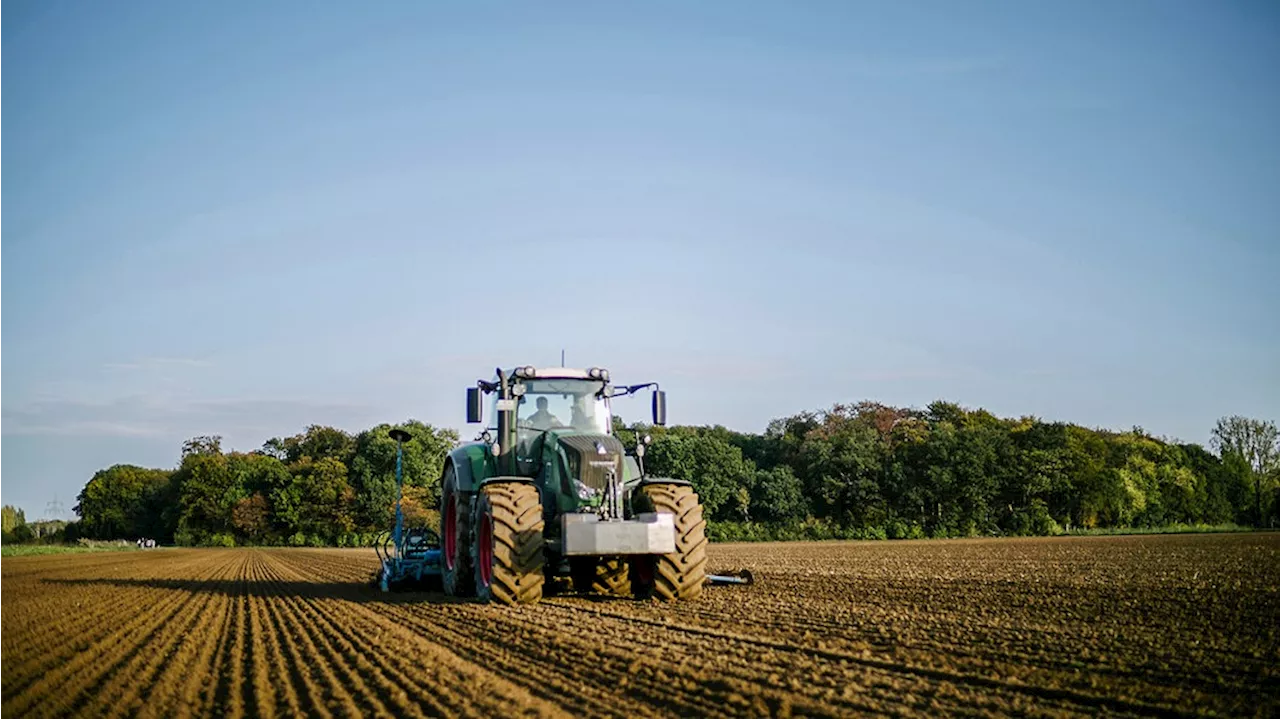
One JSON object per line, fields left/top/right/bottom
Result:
{"left": 438, "top": 365, "right": 708, "bottom": 605}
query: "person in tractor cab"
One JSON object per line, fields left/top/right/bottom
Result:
{"left": 526, "top": 396, "right": 563, "bottom": 430}
{"left": 570, "top": 394, "right": 596, "bottom": 430}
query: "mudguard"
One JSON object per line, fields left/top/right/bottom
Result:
{"left": 478, "top": 475, "right": 537, "bottom": 489}
{"left": 447, "top": 444, "right": 492, "bottom": 493}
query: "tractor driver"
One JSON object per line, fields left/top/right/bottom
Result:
{"left": 525, "top": 396, "right": 563, "bottom": 430}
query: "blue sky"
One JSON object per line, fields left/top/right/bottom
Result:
{"left": 4, "top": 0, "right": 1278, "bottom": 518}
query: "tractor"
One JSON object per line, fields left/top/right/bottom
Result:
{"left": 374, "top": 364, "right": 752, "bottom": 604}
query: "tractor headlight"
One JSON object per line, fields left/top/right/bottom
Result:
{"left": 572, "top": 478, "right": 600, "bottom": 502}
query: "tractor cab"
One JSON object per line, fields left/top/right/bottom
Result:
{"left": 467, "top": 366, "right": 664, "bottom": 476}
{"left": 501, "top": 375, "right": 614, "bottom": 473}
{"left": 469, "top": 369, "right": 636, "bottom": 506}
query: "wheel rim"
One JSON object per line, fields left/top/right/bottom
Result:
{"left": 478, "top": 513, "right": 493, "bottom": 588}
{"left": 444, "top": 500, "right": 457, "bottom": 570}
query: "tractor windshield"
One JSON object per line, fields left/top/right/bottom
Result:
{"left": 512, "top": 379, "right": 611, "bottom": 435}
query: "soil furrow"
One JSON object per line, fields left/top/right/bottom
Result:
{"left": 2, "top": 558, "right": 234, "bottom": 716}
{"left": 3, "top": 534, "right": 1275, "bottom": 718}
{"left": 256, "top": 552, "right": 414, "bottom": 718}
{"left": 264, "top": 550, "right": 567, "bottom": 718}
{"left": 542, "top": 598, "right": 1200, "bottom": 717}
{"left": 252, "top": 565, "right": 343, "bottom": 719}
{"left": 100, "top": 553, "right": 246, "bottom": 719}
{"left": 129, "top": 554, "right": 252, "bottom": 719}
{"left": 1, "top": 554, "right": 222, "bottom": 687}
{"left": 244, "top": 552, "right": 305, "bottom": 718}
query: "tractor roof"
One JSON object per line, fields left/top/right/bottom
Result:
{"left": 502, "top": 366, "right": 610, "bottom": 382}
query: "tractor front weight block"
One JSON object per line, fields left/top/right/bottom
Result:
{"left": 560, "top": 512, "right": 676, "bottom": 556}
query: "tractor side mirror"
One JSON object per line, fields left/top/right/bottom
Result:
{"left": 652, "top": 390, "right": 667, "bottom": 426}
{"left": 466, "top": 387, "right": 483, "bottom": 424}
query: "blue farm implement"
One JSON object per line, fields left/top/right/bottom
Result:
{"left": 373, "top": 428, "right": 443, "bottom": 592}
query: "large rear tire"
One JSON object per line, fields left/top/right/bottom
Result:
{"left": 631, "top": 484, "right": 707, "bottom": 602}
{"left": 472, "top": 482, "right": 545, "bottom": 605}
{"left": 440, "top": 464, "right": 474, "bottom": 597}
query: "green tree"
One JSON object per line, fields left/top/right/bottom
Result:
{"left": 645, "top": 433, "right": 755, "bottom": 520}
{"left": 183, "top": 435, "right": 223, "bottom": 457}
{"left": 762, "top": 411, "right": 821, "bottom": 471}
{"left": 74, "top": 465, "right": 172, "bottom": 539}
{"left": 1062, "top": 425, "right": 1110, "bottom": 529}
{"left": 291, "top": 456, "right": 355, "bottom": 542}
{"left": 750, "top": 466, "right": 808, "bottom": 522}
{"left": 1110, "top": 432, "right": 1165, "bottom": 526}
{"left": 1178, "top": 443, "right": 1233, "bottom": 524}
{"left": 1, "top": 505, "right": 27, "bottom": 536}
{"left": 0, "top": 501, "right": 25, "bottom": 539}
{"left": 797, "top": 405, "right": 887, "bottom": 528}
{"left": 264, "top": 425, "right": 357, "bottom": 466}
{"left": 230, "top": 452, "right": 292, "bottom": 498}
{"left": 347, "top": 421, "right": 458, "bottom": 530}
{"left": 1211, "top": 416, "right": 1279, "bottom": 524}
{"left": 173, "top": 450, "right": 237, "bottom": 544}
{"left": 1007, "top": 422, "right": 1068, "bottom": 522}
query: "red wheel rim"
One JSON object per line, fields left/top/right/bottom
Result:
{"left": 478, "top": 513, "right": 493, "bottom": 588}
{"left": 443, "top": 500, "right": 456, "bottom": 570}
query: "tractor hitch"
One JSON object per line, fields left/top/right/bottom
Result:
{"left": 705, "top": 569, "right": 755, "bottom": 586}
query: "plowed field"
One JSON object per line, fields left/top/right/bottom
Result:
{"left": 3, "top": 534, "right": 1277, "bottom": 718}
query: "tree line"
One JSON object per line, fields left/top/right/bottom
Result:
{"left": 14, "top": 402, "right": 1277, "bottom": 547}
{"left": 617, "top": 403, "right": 1278, "bottom": 541}
{"left": 2, "top": 505, "right": 71, "bottom": 544}
{"left": 65, "top": 421, "right": 459, "bottom": 547}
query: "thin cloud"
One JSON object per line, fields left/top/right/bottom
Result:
{"left": 103, "top": 357, "right": 214, "bottom": 371}
{"left": 1, "top": 394, "right": 378, "bottom": 442}
{"left": 5, "top": 421, "right": 170, "bottom": 438}
{"left": 852, "top": 369, "right": 960, "bottom": 382}
{"left": 640, "top": 357, "right": 795, "bottom": 383}
{"left": 844, "top": 55, "right": 1006, "bottom": 79}
{"left": 1017, "top": 368, "right": 1060, "bottom": 378}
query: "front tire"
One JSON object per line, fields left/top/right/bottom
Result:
{"left": 440, "top": 464, "right": 474, "bottom": 597}
{"left": 472, "top": 482, "right": 545, "bottom": 605}
{"left": 631, "top": 484, "right": 708, "bottom": 601}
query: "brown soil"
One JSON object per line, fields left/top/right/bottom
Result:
{"left": 3, "top": 533, "right": 1277, "bottom": 717}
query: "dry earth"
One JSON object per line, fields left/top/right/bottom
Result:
{"left": 3, "top": 533, "right": 1278, "bottom": 717}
